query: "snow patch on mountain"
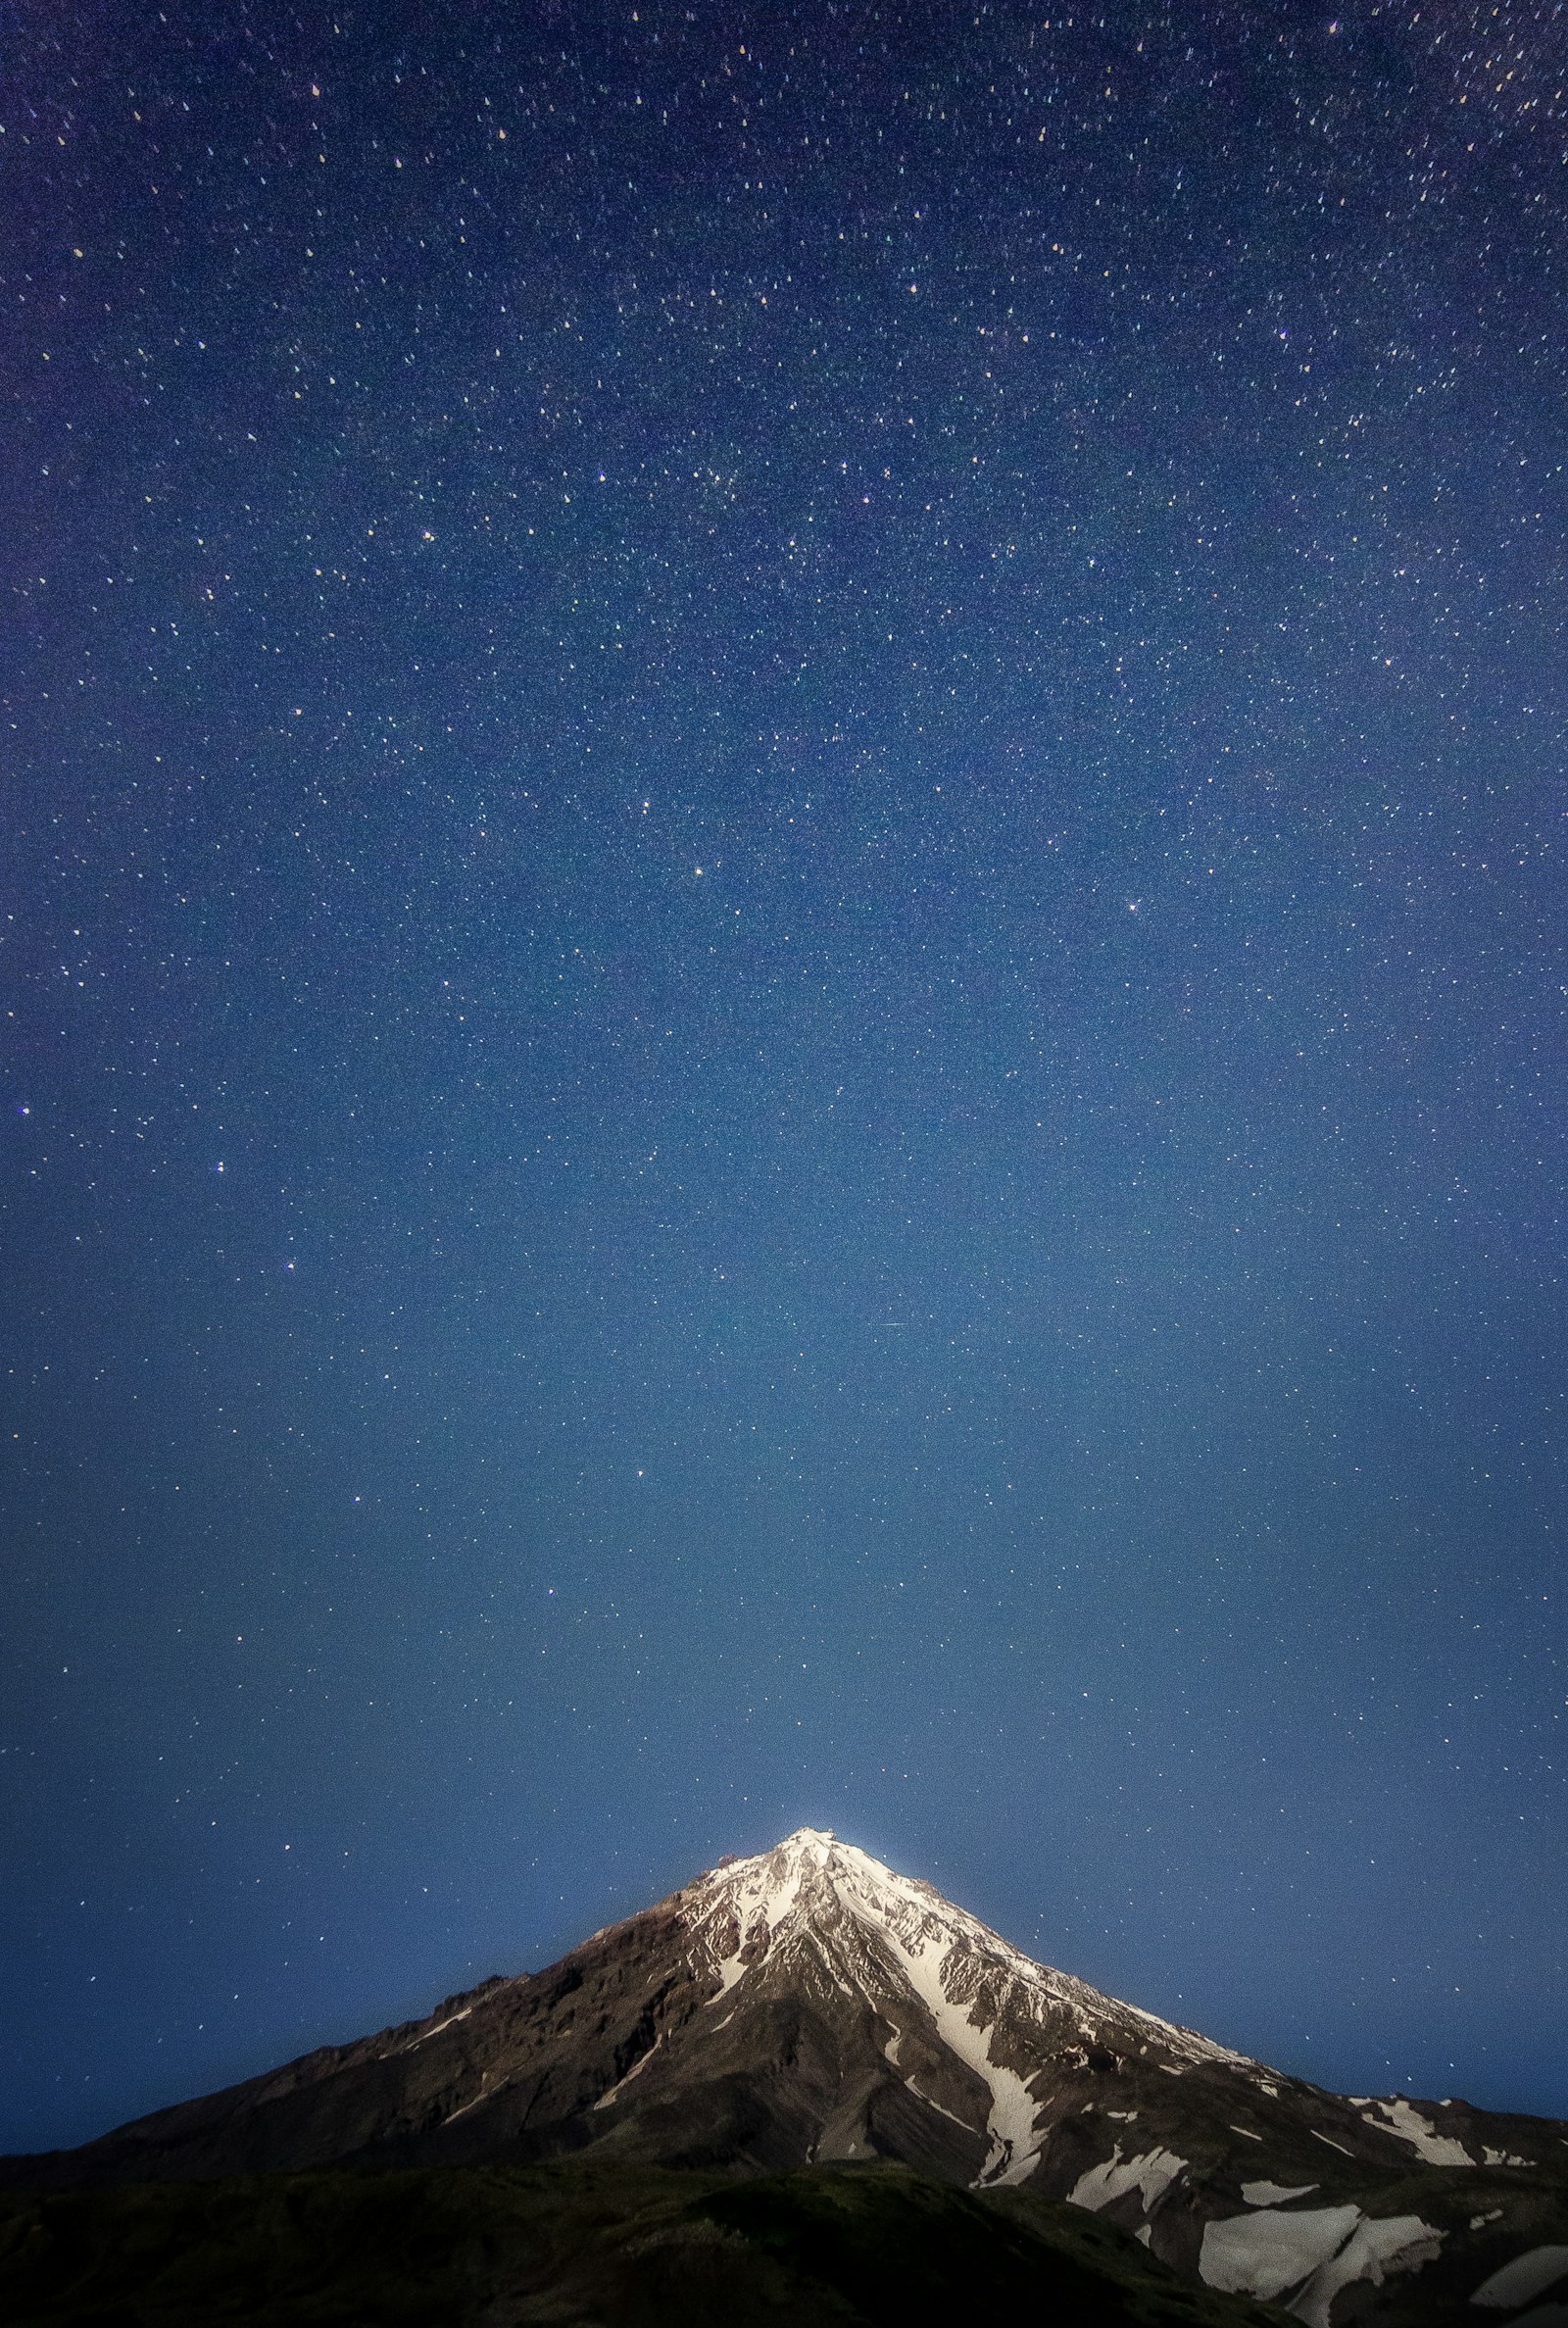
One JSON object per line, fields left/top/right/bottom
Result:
{"left": 1290, "top": 2213, "right": 1445, "bottom": 2328}
{"left": 1359, "top": 2096, "right": 1473, "bottom": 2166}
{"left": 905, "top": 2077, "right": 974, "bottom": 2132}
{"left": 1243, "top": 2180, "right": 1319, "bottom": 2206}
{"left": 407, "top": 2006, "right": 471, "bottom": 2050}
{"left": 1201, "top": 2204, "right": 1364, "bottom": 2300}
{"left": 1068, "top": 2143, "right": 1188, "bottom": 2214}
{"left": 1202, "top": 2202, "right": 1442, "bottom": 2320}
{"left": 704, "top": 1839, "right": 816, "bottom": 1998}
{"left": 1115, "top": 1995, "right": 1260, "bottom": 2072}
{"left": 890, "top": 1921, "right": 1041, "bottom": 2182}
{"left": 593, "top": 2034, "right": 662, "bottom": 2111}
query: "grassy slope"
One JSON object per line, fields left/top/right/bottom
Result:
{"left": 0, "top": 2155, "right": 1298, "bottom": 2327}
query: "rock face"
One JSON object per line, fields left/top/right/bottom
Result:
{"left": 7, "top": 1827, "right": 1567, "bottom": 2325}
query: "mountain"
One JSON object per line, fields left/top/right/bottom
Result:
{"left": 5, "top": 1827, "right": 1566, "bottom": 2326}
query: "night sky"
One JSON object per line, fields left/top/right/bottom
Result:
{"left": 4, "top": 0, "right": 1565, "bottom": 2158}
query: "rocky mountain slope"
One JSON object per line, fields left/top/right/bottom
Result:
{"left": 6, "top": 1828, "right": 1566, "bottom": 2326}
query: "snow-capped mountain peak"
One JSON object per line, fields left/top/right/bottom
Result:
{"left": 13, "top": 1828, "right": 1565, "bottom": 2328}
{"left": 685, "top": 1823, "right": 1254, "bottom": 2176}
{"left": 683, "top": 1827, "right": 1051, "bottom": 2181}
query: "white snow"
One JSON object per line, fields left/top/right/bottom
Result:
{"left": 1483, "top": 2146, "right": 1533, "bottom": 2167}
{"left": 1107, "top": 1990, "right": 1259, "bottom": 2072}
{"left": 1068, "top": 2143, "right": 1188, "bottom": 2215}
{"left": 1470, "top": 2248, "right": 1568, "bottom": 2309}
{"left": 704, "top": 1840, "right": 818, "bottom": 1999}
{"left": 1361, "top": 2096, "right": 1473, "bottom": 2166}
{"left": 1230, "top": 2123, "right": 1265, "bottom": 2142}
{"left": 687, "top": 1827, "right": 1054, "bottom": 2183}
{"left": 685, "top": 1828, "right": 1260, "bottom": 2104}
{"left": 407, "top": 2006, "right": 472, "bottom": 2050}
{"left": 1136, "top": 2009, "right": 1252, "bottom": 2069}
{"left": 1291, "top": 2213, "right": 1445, "bottom": 2328}
{"left": 905, "top": 2077, "right": 974, "bottom": 2131}
{"left": 892, "top": 1921, "right": 1042, "bottom": 2182}
{"left": 1201, "top": 2204, "right": 1443, "bottom": 2323}
{"left": 676, "top": 1828, "right": 1286, "bottom": 2195}
{"left": 593, "top": 2035, "right": 662, "bottom": 2110}
{"left": 1243, "top": 2181, "right": 1319, "bottom": 2206}
{"left": 1310, "top": 2129, "right": 1355, "bottom": 2156}
{"left": 1201, "top": 2206, "right": 1363, "bottom": 2300}
{"left": 1469, "top": 2210, "right": 1504, "bottom": 2232}
{"left": 879, "top": 2013, "right": 977, "bottom": 2146}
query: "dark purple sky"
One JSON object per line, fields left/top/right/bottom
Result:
{"left": 3, "top": 0, "right": 1564, "bottom": 2155}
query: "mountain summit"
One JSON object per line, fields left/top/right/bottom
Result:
{"left": 613, "top": 1824, "right": 1254, "bottom": 2191}
{"left": 8, "top": 1827, "right": 1567, "bottom": 2324}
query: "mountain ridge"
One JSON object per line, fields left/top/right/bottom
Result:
{"left": 5, "top": 1826, "right": 1566, "bottom": 2325}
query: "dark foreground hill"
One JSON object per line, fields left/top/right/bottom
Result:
{"left": 5, "top": 1830, "right": 1566, "bottom": 2324}
{"left": 0, "top": 2155, "right": 1300, "bottom": 2326}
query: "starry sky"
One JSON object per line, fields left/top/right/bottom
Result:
{"left": 3, "top": 0, "right": 1566, "bottom": 2157}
